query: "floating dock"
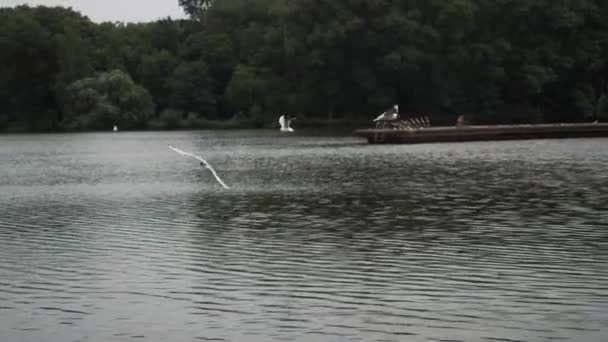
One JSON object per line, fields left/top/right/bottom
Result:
{"left": 355, "top": 123, "right": 608, "bottom": 144}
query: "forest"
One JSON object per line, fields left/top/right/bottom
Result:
{"left": 1, "top": 0, "right": 608, "bottom": 131}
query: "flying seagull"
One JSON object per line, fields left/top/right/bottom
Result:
{"left": 168, "top": 145, "right": 230, "bottom": 189}
{"left": 279, "top": 115, "right": 295, "bottom": 132}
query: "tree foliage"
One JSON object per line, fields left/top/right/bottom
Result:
{"left": 62, "top": 70, "right": 154, "bottom": 130}
{"left": 1, "top": 2, "right": 608, "bottom": 131}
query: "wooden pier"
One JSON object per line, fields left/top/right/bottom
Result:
{"left": 355, "top": 123, "right": 608, "bottom": 144}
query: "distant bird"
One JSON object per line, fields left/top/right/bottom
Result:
{"left": 113, "top": 125, "right": 118, "bottom": 132}
{"left": 279, "top": 115, "right": 295, "bottom": 132}
{"left": 168, "top": 145, "right": 230, "bottom": 189}
{"left": 593, "top": 120, "right": 598, "bottom": 124}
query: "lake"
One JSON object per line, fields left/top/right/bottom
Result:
{"left": 1, "top": 130, "right": 607, "bottom": 342}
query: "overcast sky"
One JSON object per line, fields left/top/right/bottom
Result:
{"left": 2, "top": 0, "right": 187, "bottom": 22}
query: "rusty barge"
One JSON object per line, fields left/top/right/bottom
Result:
{"left": 355, "top": 123, "right": 608, "bottom": 144}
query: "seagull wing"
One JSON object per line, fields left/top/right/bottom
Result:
{"left": 168, "top": 145, "right": 230, "bottom": 189}
{"left": 373, "top": 113, "right": 385, "bottom": 122}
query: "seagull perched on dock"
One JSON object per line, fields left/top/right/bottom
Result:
{"left": 279, "top": 115, "right": 295, "bottom": 132}
{"left": 373, "top": 104, "right": 399, "bottom": 122}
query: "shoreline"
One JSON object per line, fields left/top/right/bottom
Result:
{"left": 0, "top": 118, "right": 372, "bottom": 134}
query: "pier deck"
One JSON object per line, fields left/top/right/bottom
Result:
{"left": 355, "top": 123, "right": 608, "bottom": 144}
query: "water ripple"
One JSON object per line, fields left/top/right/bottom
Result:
{"left": 0, "top": 132, "right": 607, "bottom": 342}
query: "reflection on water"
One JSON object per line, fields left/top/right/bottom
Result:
{"left": 1, "top": 131, "right": 607, "bottom": 342}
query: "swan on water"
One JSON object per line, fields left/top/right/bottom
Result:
{"left": 279, "top": 115, "right": 295, "bottom": 132}
{"left": 168, "top": 145, "right": 230, "bottom": 189}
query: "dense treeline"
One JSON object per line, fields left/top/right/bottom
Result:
{"left": 1, "top": 1, "right": 608, "bottom": 131}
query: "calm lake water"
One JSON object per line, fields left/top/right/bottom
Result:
{"left": 1, "top": 131, "right": 607, "bottom": 342}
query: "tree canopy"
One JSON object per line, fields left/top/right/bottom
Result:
{"left": 62, "top": 70, "right": 155, "bottom": 130}
{"left": 1, "top": 1, "right": 608, "bottom": 131}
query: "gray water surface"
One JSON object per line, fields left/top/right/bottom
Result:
{"left": 1, "top": 131, "right": 607, "bottom": 342}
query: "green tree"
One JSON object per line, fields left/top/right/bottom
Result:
{"left": 168, "top": 61, "right": 216, "bottom": 117}
{"left": 179, "top": 0, "right": 214, "bottom": 19}
{"left": 62, "top": 70, "right": 155, "bottom": 130}
{"left": 139, "top": 50, "right": 178, "bottom": 111}
{"left": 4, "top": 1, "right": 608, "bottom": 131}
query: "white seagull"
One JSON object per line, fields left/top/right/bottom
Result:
{"left": 279, "top": 115, "right": 295, "bottom": 132}
{"left": 373, "top": 104, "right": 399, "bottom": 122}
{"left": 168, "top": 145, "right": 230, "bottom": 189}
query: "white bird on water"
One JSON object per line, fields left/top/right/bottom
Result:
{"left": 168, "top": 145, "right": 230, "bottom": 189}
{"left": 279, "top": 115, "right": 295, "bottom": 132}
{"left": 113, "top": 125, "right": 118, "bottom": 132}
